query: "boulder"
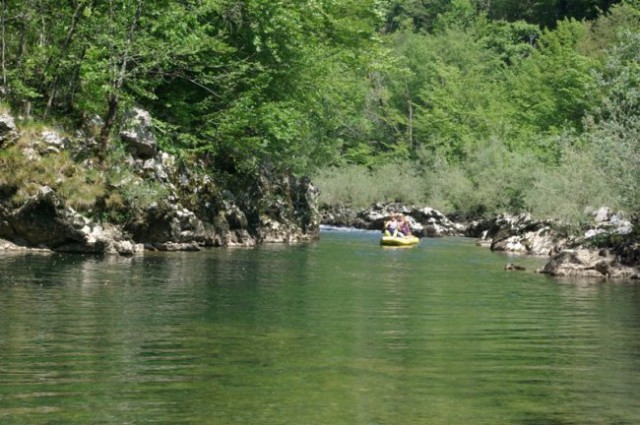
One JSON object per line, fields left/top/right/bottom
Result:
{"left": 537, "top": 248, "right": 639, "bottom": 280}
{"left": 409, "top": 206, "right": 465, "bottom": 237}
{"left": 474, "top": 213, "right": 566, "bottom": 256}
{"left": 120, "top": 107, "right": 157, "bottom": 159}
{"left": 323, "top": 203, "right": 464, "bottom": 237}
{"left": 0, "top": 112, "right": 18, "bottom": 146}
{"left": 39, "top": 129, "right": 69, "bottom": 154}
{"left": 505, "top": 263, "right": 526, "bottom": 271}
{"left": 0, "top": 186, "right": 142, "bottom": 255}
{"left": 583, "top": 207, "right": 633, "bottom": 240}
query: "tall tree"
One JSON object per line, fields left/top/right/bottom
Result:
{"left": 97, "top": 0, "right": 142, "bottom": 161}
{"left": 486, "top": 0, "right": 620, "bottom": 28}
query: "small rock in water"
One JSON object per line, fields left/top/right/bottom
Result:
{"left": 504, "top": 263, "right": 526, "bottom": 271}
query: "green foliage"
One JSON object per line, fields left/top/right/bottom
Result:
{"left": 508, "top": 19, "right": 599, "bottom": 135}
{"left": 313, "top": 162, "right": 428, "bottom": 209}
{"left": 484, "top": 0, "right": 619, "bottom": 28}
{"left": 586, "top": 30, "right": 640, "bottom": 211}
{"left": 416, "top": 141, "right": 539, "bottom": 218}
{"left": 0, "top": 141, "right": 105, "bottom": 211}
{"left": 400, "top": 25, "right": 504, "bottom": 161}
{"left": 118, "top": 178, "right": 169, "bottom": 212}
{"left": 478, "top": 19, "right": 540, "bottom": 65}
{"left": 578, "top": 1, "right": 640, "bottom": 57}
{"left": 1, "top": 0, "right": 639, "bottom": 226}
{"left": 102, "top": 146, "right": 170, "bottom": 212}
{"left": 523, "top": 143, "right": 618, "bottom": 224}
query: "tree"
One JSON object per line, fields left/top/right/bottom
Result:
{"left": 485, "top": 0, "right": 620, "bottom": 28}
{"left": 588, "top": 30, "right": 640, "bottom": 210}
{"left": 96, "top": 0, "right": 143, "bottom": 161}
{"left": 507, "top": 19, "right": 598, "bottom": 140}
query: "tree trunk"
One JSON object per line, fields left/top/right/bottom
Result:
{"left": 1, "top": 0, "right": 6, "bottom": 93}
{"left": 97, "top": 0, "right": 143, "bottom": 163}
{"left": 98, "top": 94, "right": 119, "bottom": 162}
{"left": 44, "top": 0, "right": 88, "bottom": 118}
{"left": 406, "top": 85, "right": 413, "bottom": 151}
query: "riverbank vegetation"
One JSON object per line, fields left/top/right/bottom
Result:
{"left": 0, "top": 0, "right": 638, "bottom": 226}
{"left": 312, "top": 0, "right": 640, "bottom": 225}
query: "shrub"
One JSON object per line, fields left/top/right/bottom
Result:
{"left": 523, "top": 145, "right": 618, "bottom": 225}
{"left": 423, "top": 162, "right": 475, "bottom": 216}
{"left": 313, "top": 162, "right": 429, "bottom": 209}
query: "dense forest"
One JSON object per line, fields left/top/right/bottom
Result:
{"left": 1, "top": 0, "right": 639, "bottom": 224}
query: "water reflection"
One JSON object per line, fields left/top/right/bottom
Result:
{"left": 1, "top": 232, "right": 640, "bottom": 424}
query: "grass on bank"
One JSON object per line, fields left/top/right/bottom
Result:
{"left": 0, "top": 130, "right": 169, "bottom": 222}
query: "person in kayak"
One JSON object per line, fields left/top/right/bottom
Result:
{"left": 398, "top": 214, "right": 412, "bottom": 236}
{"left": 384, "top": 212, "right": 410, "bottom": 237}
{"left": 384, "top": 213, "right": 400, "bottom": 237}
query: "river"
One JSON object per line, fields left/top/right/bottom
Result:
{"left": 1, "top": 229, "right": 640, "bottom": 424}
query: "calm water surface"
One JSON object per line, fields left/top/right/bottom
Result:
{"left": 1, "top": 229, "right": 640, "bottom": 424}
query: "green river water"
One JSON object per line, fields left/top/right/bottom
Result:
{"left": 1, "top": 229, "right": 640, "bottom": 425}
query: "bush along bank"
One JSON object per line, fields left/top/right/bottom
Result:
{"left": 0, "top": 110, "right": 320, "bottom": 255}
{"left": 321, "top": 203, "right": 640, "bottom": 281}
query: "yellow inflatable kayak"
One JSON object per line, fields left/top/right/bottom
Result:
{"left": 380, "top": 235, "right": 420, "bottom": 247}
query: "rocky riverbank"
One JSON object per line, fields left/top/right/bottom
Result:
{"left": 320, "top": 203, "right": 640, "bottom": 281}
{"left": 0, "top": 109, "right": 320, "bottom": 255}
{"left": 1, "top": 107, "right": 638, "bottom": 281}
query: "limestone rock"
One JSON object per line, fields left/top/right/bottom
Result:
{"left": 472, "top": 213, "right": 566, "bottom": 256}
{"left": 120, "top": 107, "right": 157, "bottom": 159}
{"left": 0, "top": 112, "right": 18, "bottom": 146}
{"left": 0, "top": 186, "right": 142, "bottom": 255}
{"left": 505, "top": 263, "right": 526, "bottom": 271}
{"left": 537, "top": 249, "right": 639, "bottom": 280}
{"left": 323, "top": 203, "right": 463, "bottom": 237}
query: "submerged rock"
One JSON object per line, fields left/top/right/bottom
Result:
{"left": 505, "top": 263, "right": 526, "bottom": 271}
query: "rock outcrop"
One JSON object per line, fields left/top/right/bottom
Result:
{"left": 537, "top": 208, "right": 639, "bottom": 280}
{"left": 120, "top": 107, "right": 157, "bottom": 159}
{"left": 470, "top": 213, "right": 567, "bottom": 256}
{"left": 537, "top": 248, "right": 639, "bottom": 280}
{"left": 469, "top": 210, "right": 639, "bottom": 280}
{"left": 319, "top": 203, "right": 465, "bottom": 237}
{"left": 0, "top": 109, "right": 321, "bottom": 255}
{"left": 0, "top": 186, "right": 143, "bottom": 255}
{"left": 0, "top": 112, "right": 18, "bottom": 146}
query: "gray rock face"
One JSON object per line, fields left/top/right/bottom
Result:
{"left": 320, "top": 203, "right": 464, "bottom": 237}
{"left": 248, "top": 171, "right": 320, "bottom": 244}
{"left": 120, "top": 107, "right": 157, "bottom": 159}
{"left": 0, "top": 110, "right": 321, "bottom": 255}
{"left": 0, "top": 112, "right": 18, "bottom": 146}
{"left": 121, "top": 165, "right": 320, "bottom": 249}
{"left": 0, "top": 186, "right": 143, "bottom": 255}
{"left": 537, "top": 249, "right": 639, "bottom": 280}
{"left": 472, "top": 213, "right": 566, "bottom": 256}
